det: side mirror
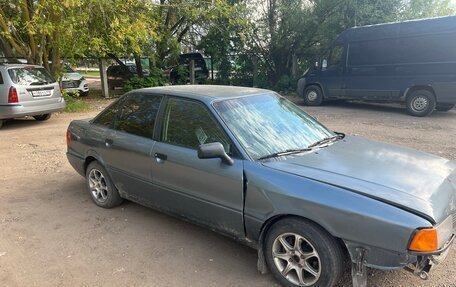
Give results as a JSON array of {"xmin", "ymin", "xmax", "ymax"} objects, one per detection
[
  {"xmin": 198, "ymin": 142, "xmax": 234, "ymax": 165},
  {"xmin": 322, "ymin": 59, "xmax": 328, "ymax": 71}
]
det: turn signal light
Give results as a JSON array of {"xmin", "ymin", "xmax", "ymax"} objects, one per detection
[
  {"xmin": 66, "ymin": 130, "xmax": 72, "ymax": 146},
  {"xmin": 408, "ymin": 228, "xmax": 438, "ymax": 252},
  {"xmin": 8, "ymin": 87, "xmax": 18, "ymax": 103}
]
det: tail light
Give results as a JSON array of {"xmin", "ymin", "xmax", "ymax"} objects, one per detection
[
  {"xmin": 66, "ymin": 130, "xmax": 72, "ymax": 146},
  {"xmin": 8, "ymin": 87, "xmax": 18, "ymax": 103}
]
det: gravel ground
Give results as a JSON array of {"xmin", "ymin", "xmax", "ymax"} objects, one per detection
[{"xmin": 0, "ymin": 96, "xmax": 455, "ymax": 287}]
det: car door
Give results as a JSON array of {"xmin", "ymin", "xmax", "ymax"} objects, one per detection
[
  {"xmin": 96, "ymin": 93, "xmax": 163, "ymax": 200},
  {"xmin": 150, "ymin": 97, "xmax": 245, "ymax": 237},
  {"xmin": 319, "ymin": 44, "xmax": 346, "ymax": 98}
]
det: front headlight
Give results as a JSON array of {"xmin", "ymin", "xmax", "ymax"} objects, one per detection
[{"xmin": 408, "ymin": 215, "xmax": 454, "ymax": 252}]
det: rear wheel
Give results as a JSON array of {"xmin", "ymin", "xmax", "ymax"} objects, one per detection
[
  {"xmin": 406, "ymin": 90, "xmax": 436, "ymax": 117},
  {"xmin": 86, "ymin": 161, "xmax": 123, "ymax": 208},
  {"xmin": 265, "ymin": 218, "xmax": 343, "ymax": 287},
  {"xmin": 303, "ymin": 86, "xmax": 323, "ymax": 106},
  {"xmin": 435, "ymin": 104, "xmax": 455, "ymax": 112},
  {"xmin": 34, "ymin": 113, "xmax": 52, "ymax": 121}
]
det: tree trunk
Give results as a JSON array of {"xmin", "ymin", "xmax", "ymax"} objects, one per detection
[{"xmin": 134, "ymin": 54, "xmax": 144, "ymax": 77}]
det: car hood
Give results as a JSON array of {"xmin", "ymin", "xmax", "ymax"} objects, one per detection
[
  {"xmin": 63, "ymin": 73, "xmax": 84, "ymax": 81},
  {"xmin": 262, "ymin": 136, "xmax": 456, "ymax": 224}
]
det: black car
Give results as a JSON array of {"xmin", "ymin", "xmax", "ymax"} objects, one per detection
[
  {"xmin": 107, "ymin": 64, "xmax": 150, "ymax": 90},
  {"xmin": 168, "ymin": 53, "xmax": 209, "ymax": 84}
]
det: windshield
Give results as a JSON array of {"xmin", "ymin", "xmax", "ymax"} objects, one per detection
[
  {"xmin": 8, "ymin": 67, "xmax": 55, "ymax": 85},
  {"xmin": 213, "ymin": 93, "xmax": 334, "ymax": 160}
]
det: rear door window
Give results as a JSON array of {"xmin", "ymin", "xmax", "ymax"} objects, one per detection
[
  {"xmin": 93, "ymin": 98, "xmax": 125, "ymax": 128},
  {"xmin": 8, "ymin": 67, "xmax": 55, "ymax": 85},
  {"xmin": 115, "ymin": 94, "xmax": 163, "ymax": 138}
]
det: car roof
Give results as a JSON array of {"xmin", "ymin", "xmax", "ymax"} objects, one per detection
[
  {"xmin": 0, "ymin": 63, "xmax": 44, "ymax": 69},
  {"xmin": 135, "ymin": 85, "xmax": 273, "ymax": 103}
]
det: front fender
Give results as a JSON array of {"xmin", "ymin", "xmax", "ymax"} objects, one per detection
[{"xmin": 243, "ymin": 161, "xmax": 431, "ymax": 269}]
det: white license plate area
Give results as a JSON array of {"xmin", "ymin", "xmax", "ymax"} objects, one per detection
[{"xmin": 31, "ymin": 90, "xmax": 53, "ymax": 97}]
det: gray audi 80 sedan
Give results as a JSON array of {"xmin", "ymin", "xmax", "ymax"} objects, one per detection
[{"xmin": 66, "ymin": 85, "xmax": 455, "ymax": 287}]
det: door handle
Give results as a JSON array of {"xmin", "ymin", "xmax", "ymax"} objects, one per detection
[
  {"xmin": 105, "ymin": 138, "xmax": 114, "ymax": 147},
  {"xmin": 154, "ymin": 153, "xmax": 168, "ymax": 161}
]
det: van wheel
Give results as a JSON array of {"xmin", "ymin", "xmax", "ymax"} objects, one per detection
[
  {"xmin": 34, "ymin": 114, "xmax": 52, "ymax": 121},
  {"xmin": 436, "ymin": 104, "xmax": 454, "ymax": 112},
  {"xmin": 406, "ymin": 90, "xmax": 436, "ymax": 117},
  {"xmin": 265, "ymin": 218, "xmax": 343, "ymax": 287},
  {"xmin": 303, "ymin": 86, "xmax": 323, "ymax": 106}
]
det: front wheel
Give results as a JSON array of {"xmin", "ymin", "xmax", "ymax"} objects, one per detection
[
  {"xmin": 406, "ymin": 90, "xmax": 436, "ymax": 117},
  {"xmin": 265, "ymin": 218, "xmax": 343, "ymax": 287},
  {"xmin": 436, "ymin": 104, "xmax": 455, "ymax": 112},
  {"xmin": 34, "ymin": 113, "xmax": 52, "ymax": 121},
  {"xmin": 303, "ymin": 86, "xmax": 323, "ymax": 106},
  {"xmin": 86, "ymin": 161, "xmax": 123, "ymax": 208}
]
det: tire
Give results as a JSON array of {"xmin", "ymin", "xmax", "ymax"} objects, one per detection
[
  {"xmin": 0, "ymin": 119, "xmax": 4, "ymax": 129},
  {"xmin": 34, "ymin": 113, "xmax": 52, "ymax": 121},
  {"xmin": 79, "ymin": 91, "xmax": 89, "ymax": 97},
  {"xmin": 406, "ymin": 90, "xmax": 436, "ymax": 117},
  {"xmin": 303, "ymin": 86, "xmax": 323, "ymax": 106},
  {"xmin": 85, "ymin": 161, "xmax": 123, "ymax": 208},
  {"xmin": 265, "ymin": 218, "xmax": 343, "ymax": 287},
  {"xmin": 435, "ymin": 104, "xmax": 455, "ymax": 112}
]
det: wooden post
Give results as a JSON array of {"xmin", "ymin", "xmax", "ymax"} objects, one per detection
[
  {"xmin": 190, "ymin": 59, "xmax": 195, "ymax": 85},
  {"xmin": 292, "ymin": 54, "xmax": 298, "ymax": 78},
  {"xmin": 99, "ymin": 58, "xmax": 109, "ymax": 98},
  {"xmin": 211, "ymin": 55, "xmax": 214, "ymax": 80},
  {"xmin": 252, "ymin": 55, "xmax": 258, "ymax": 87}
]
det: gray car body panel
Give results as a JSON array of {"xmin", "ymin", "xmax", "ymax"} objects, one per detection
[{"xmin": 66, "ymin": 85, "xmax": 456, "ymax": 271}]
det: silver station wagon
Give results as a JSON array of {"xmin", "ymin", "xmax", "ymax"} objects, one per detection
[
  {"xmin": 0, "ymin": 63, "xmax": 65, "ymax": 129},
  {"xmin": 66, "ymin": 85, "xmax": 455, "ymax": 287}
]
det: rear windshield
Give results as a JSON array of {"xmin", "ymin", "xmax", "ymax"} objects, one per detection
[{"xmin": 8, "ymin": 67, "xmax": 55, "ymax": 85}]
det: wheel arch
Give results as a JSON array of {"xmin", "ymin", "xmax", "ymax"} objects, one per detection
[
  {"xmin": 404, "ymin": 85, "xmax": 436, "ymax": 101},
  {"xmin": 255, "ymin": 213, "xmax": 349, "ymax": 273}
]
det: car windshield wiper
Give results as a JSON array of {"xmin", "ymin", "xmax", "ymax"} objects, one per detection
[
  {"xmin": 307, "ymin": 133, "xmax": 345, "ymax": 149},
  {"xmin": 258, "ymin": 148, "xmax": 313, "ymax": 160}
]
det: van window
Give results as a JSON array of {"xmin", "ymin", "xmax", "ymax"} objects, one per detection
[{"xmin": 328, "ymin": 45, "xmax": 344, "ymax": 68}]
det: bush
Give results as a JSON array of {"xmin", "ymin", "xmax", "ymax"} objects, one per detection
[
  {"xmin": 62, "ymin": 90, "xmax": 89, "ymax": 113},
  {"xmin": 123, "ymin": 67, "xmax": 167, "ymax": 92}
]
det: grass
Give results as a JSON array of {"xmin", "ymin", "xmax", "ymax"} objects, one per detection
[
  {"xmin": 62, "ymin": 92, "xmax": 90, "ymax": 113},
  {"xmin": 79, "ymin": 70, "xmax": 100, "ymax": 77}
]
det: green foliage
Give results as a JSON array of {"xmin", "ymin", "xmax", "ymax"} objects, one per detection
[
  {"xmin": 122, "ymin": 68, "xmax": 167, "ymax": 92},
  {"xmin": 62, "ymin": 90, "xmax": 89, "ymax": 113}
]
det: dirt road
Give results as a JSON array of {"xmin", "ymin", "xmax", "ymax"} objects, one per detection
[{"xmin": 0, "ymin": 98, "xmax": 455, "ymax": 287}]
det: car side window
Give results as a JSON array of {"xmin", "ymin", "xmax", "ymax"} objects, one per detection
[
  {"xmin": 0, "ymin": 71, "xmax": 3, "ymax": 84},
  {"xmin": 115, "ymin": 94, "xmax": 162, "ymax": 138},
  {"xmin": 92, "ymin": 98, "xmax": 124, "ymax": 128},
  {"xmin": 161, "ymin": 98, "xmax": 231, "ymax": 153},
  {"xmin": 328, "ymin": 45, "xmax": 344, "ymax": 69}
]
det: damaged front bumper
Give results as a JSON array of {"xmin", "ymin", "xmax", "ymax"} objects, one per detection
[{"xmin": 405, "ymin": 234, "xmax": 455, "ymax": 280}]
